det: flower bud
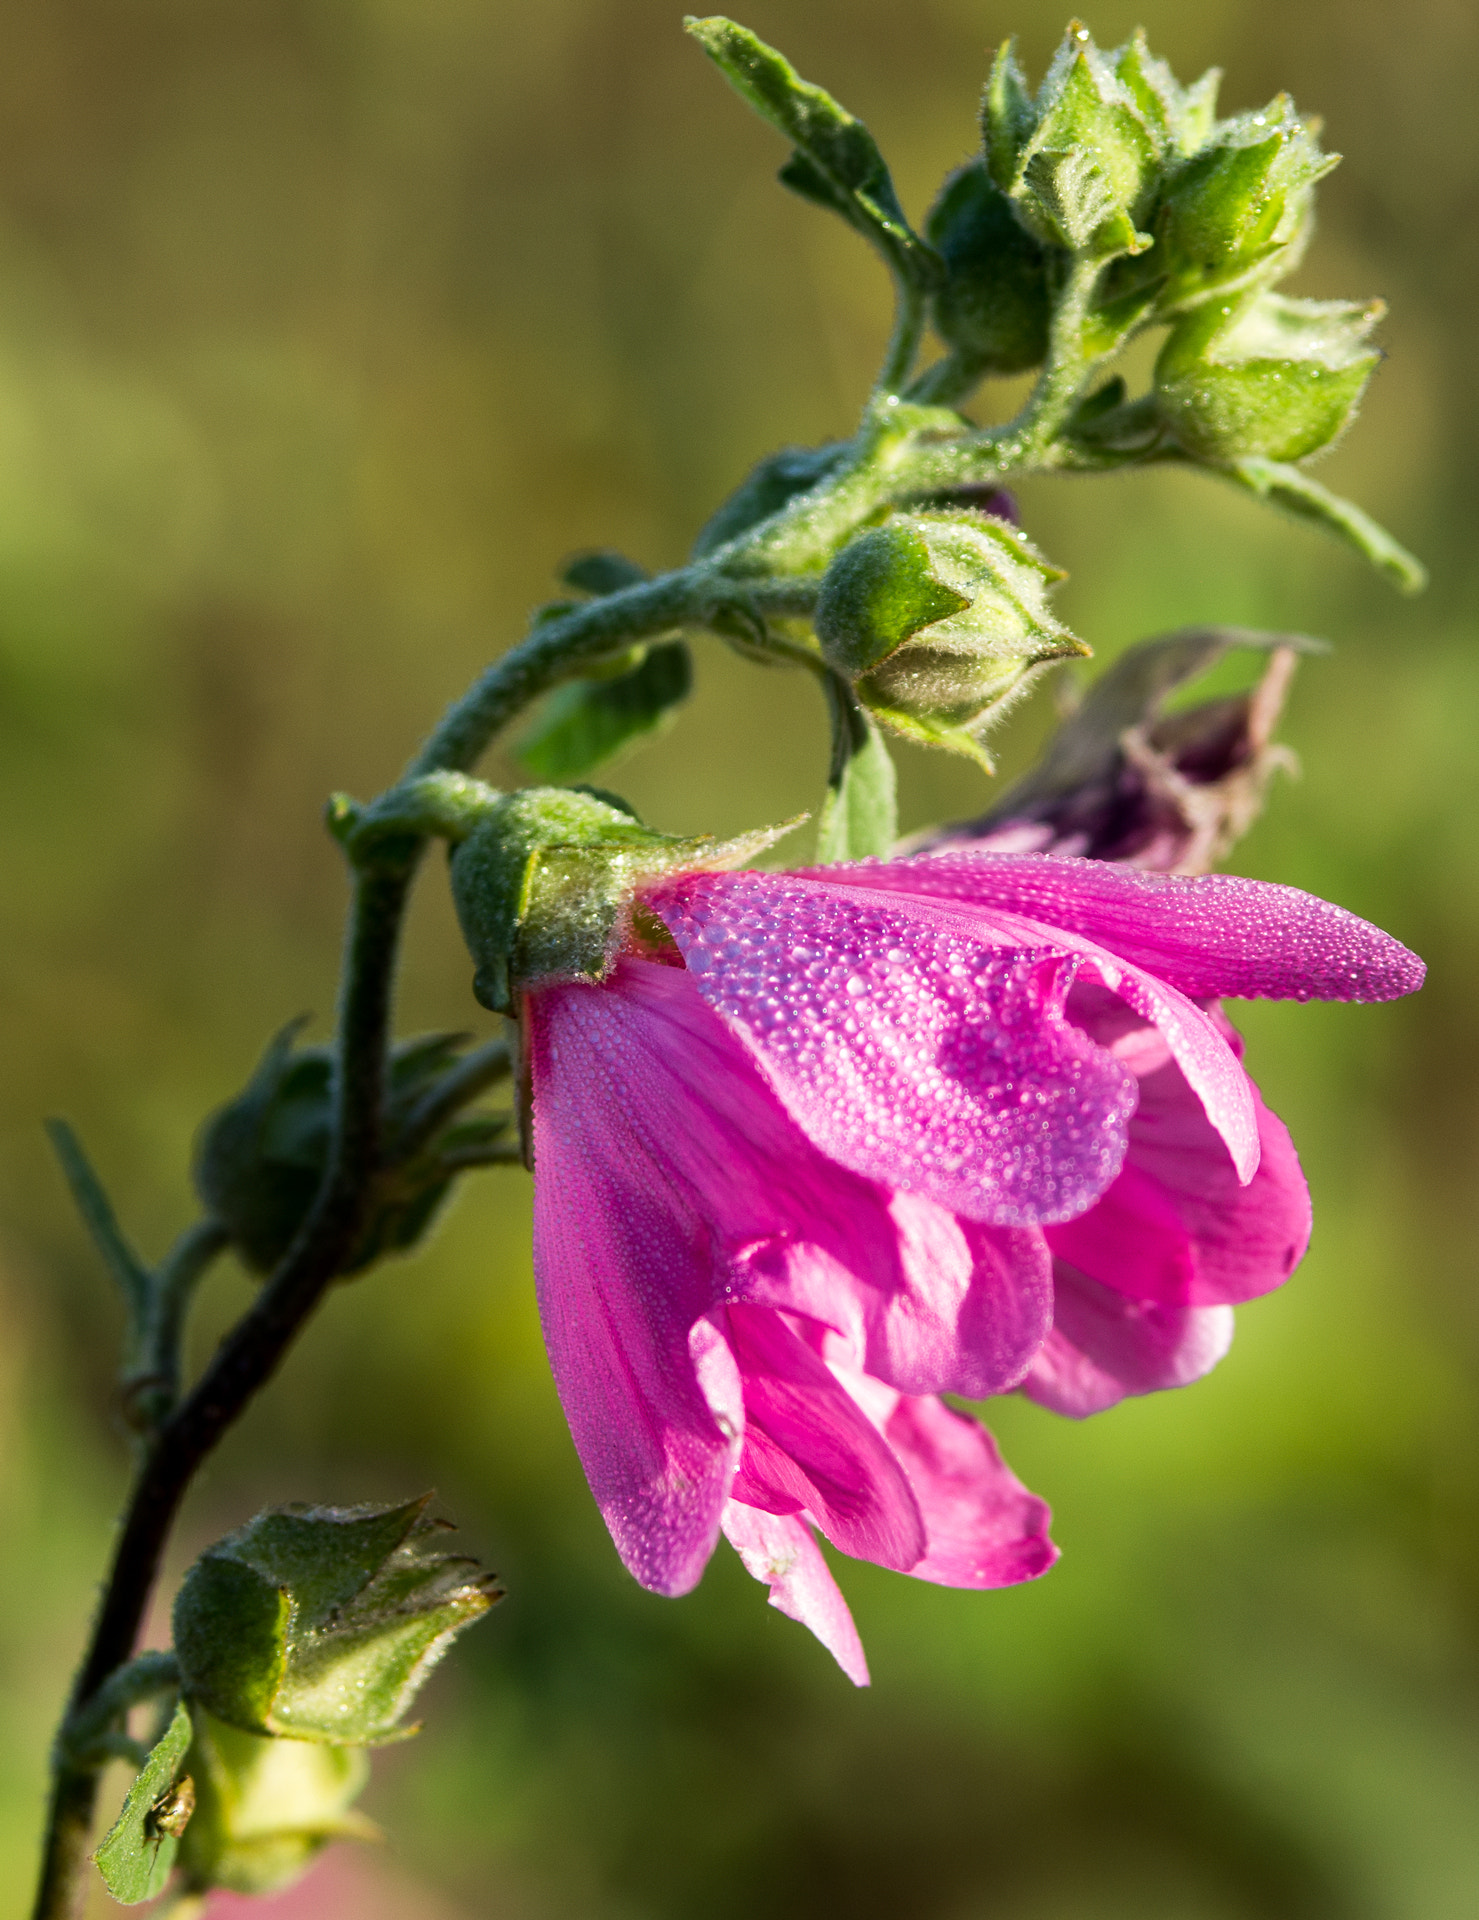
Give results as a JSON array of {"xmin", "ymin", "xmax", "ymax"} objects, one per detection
[
  {"xmin": 177, "ymin": 1711, "xmax": 376, "ymax": 1896},
  {"xmin": 1155, "ymin": 100, "xmax": 1336, "ymax": 311},
  {"xmin": 814, "ymin": 511, "xmax": 1086, "ymax": 761},
  {"xmin": 1155, "ymin": 291, "xmax": 1382, "ymax": 464},
  {"xmin": 194, "ymin": 1025, "xmax": 511, "ymax": 1275},
  {"xmin": 172, "ymin": 1498, "xmax": 499, "ymax": 1746},
  {"xmin": 983, "ymin": 24, "xmax": 1158, "ymax": 259},
  {"xmin": 925, "ymin": 161, "xmax": 1050, "ymax": 374}
]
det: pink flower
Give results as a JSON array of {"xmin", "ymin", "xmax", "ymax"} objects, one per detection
[{"xmin": 527, "ymin": 852, "xmax": 1421, "ymax": 1680}]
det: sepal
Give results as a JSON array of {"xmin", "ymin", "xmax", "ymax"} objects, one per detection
[
  {"xmin": 1155, "ymin": 291, "xmax": 1381, "ymax": 463},
  {"xmin": 1155, "ymin": 100, "xmax": 1335, "ymax": 312},
  {"xmin": 176, "ymin": 1709, "xmax": 376, "ymax": 1897},
  {"xmin": 92, "ymin": 1699, "xmax": 195, "ymax": 1904},
  {"xmin": 449, "ymin": 785, "xmax": 799, "ymax": 1013},
  {"xmin": 985, "ymin": 24, "xmax": 1159, "ymax": 260},
  {"xmin": 171, "ymin": 1498, "xmax": 499, "ymax": 1745},
  {"xmin": 814, "ymin": 510, "xmax": 1086, "ymax": 761}
]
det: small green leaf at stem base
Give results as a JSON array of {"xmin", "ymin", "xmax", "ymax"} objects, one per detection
[
  {"xmin": 93, "ymin": 1699, "xmax": 194, "ymax": 1904},
  {"xmin": 817, "ymin": 676, "xmax": 898, "ymax": 862},
  {"xmin": 515, "ymin": 641, "xmax": 693, "ymax": 782}
]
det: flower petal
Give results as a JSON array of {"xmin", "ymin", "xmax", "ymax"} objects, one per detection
[
  {"xmin": 737, "ymin": 1197, "xmax": 1053, "ymax": 1401},
  {"xmin": 722, "ymin": 1503, "xmax": 870, "ymax": 1686},
  {"xmin": 819, "ymin": 851, "xmax": 1425, "ymax": 1004},
  {"xmin": 1022, "ymin": 1262, "xmax": 1235, "ymax": 1417},
  {"xmin": 529, "ymin": 979, "xmax": 745, "ymax": 1596},
  {"xmin": 882, "ymin": 1395, "xmax": 1058, "ymax": 1589},
  {"xmin": 725, "ymin": 1304, "xmax": 927, "ymax": 1572},
  {"xmin": 1045, "ymin": 1049, "xmax": 1311, "ymax": 1304},
  {"xmin": 646, "ymin": 871, "xmax": 1138, "ymax": 1226}
]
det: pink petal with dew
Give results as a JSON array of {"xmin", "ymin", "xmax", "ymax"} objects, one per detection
[
  {"xmin": 819, "ymin": 851, "xmax": 1425, "ymax": 1004},
  {"xmin": 882, "ymin": 1393, "xmax": 1058, "ymax": 1589},
  {"xmin": 722, "ymin": 1502, "xmax": 870, "ymax": 1687},
  {"xmin": 1022, "ymin": 1263, "xmax": 1235, "ymax": 1417},
  {"xmin": 646, "ymin": 872, "xmax": 1139, "ymax": 1227},
  {"xmin": 1046, "ymin": 1045, "xmax": 1311, "ymax": 1305},
  {"xmin": 530, "ymin": 981, "xmax": 744, "ymax": 1595},
  {"xmin": 723, "ymin": 1303, "xmax": 927, "ymax": 1571},
  {"xmin": 737, "ymin": 1196, "xmax": 1052, "ymax": 1401},
  {"xmin": 784, "ymin": 877, "xmax": 1261, "ymax": 1183}
]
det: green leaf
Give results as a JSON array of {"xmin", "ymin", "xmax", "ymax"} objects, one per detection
[
  {"xmin": 178, "ymin": 1709, "xmax": 376, "ymax": 1897},
  {"xmin": 515, "ymin": 642, "xmax": 693, "ymax": 782},
  {"xmin": 1224, "ymin": 456, "xmax": 1427, "ymax": 593},
  {"xmin": 816, "ymin": 675, "xmax": 898, "ymax": 863},
  {"xmin": 93, "ymin": 1699, "xmax": 195, "ymax": 1904},
  {"xmin": 45, "ymin": 1118, "xmax": 151, "ymax": 1315},
  {"xmin": 685, "ymin": 16, "xmax": 940, "ymax": 290}
]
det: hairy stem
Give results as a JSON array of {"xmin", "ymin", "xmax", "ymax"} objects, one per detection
[{"xmin": 31, "ymin": 862, "xmax": 414, "ymax": 1920}]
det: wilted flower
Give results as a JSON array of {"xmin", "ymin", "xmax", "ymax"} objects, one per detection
[{"xmin": 524, "ymin": 849, "xmax": 1421, "ymax": 1678}]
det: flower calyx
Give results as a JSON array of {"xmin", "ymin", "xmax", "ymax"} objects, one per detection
[
  {"xmin": 814, "ymin": 510, "xmax": 1087, "ymax": 766},
  {"xmin": 1154, "ymin": 98, "xmax": 1335, "ymax": 314},
  {"xmin": 983, "ymin": 24, "xmax": 1163, "ymax": 261},
  {"xmin": 449, "ymin": 785, "xmax": 799, "ymax": 1013},
  {"xmin": 171, "ymin": 1498, "xmax": 499, "ymax": 1747}
]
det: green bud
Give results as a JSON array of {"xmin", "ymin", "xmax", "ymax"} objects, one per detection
[
  {"xmin": 814, "ymin": 511, "xmax": 1087, "ymax": 764},
  {"xmin": 1156, "ymin": 100, "xmax": 1336, "ymax": 311},
  {"xmin": 449, "ymin": 786, "xmax": 797, "ymax": 1014},
  {"xmin": 1111, "ymin": 30, "xmax": 1221, "ymax": 161},
  {"xmin": 177, "ymin": 1709, "xmax": 376, "ymax": 1896},
  {"xmin": 172, "ymin": 1498, "xmax": 499, "ymax": 1745},
  {"xmin": 194, "ymin": 1025, "xmax": 511, "ymax": 1276},
  {"xmin": 925, "ymin": 161, "xmax": 1051, "ymax": 375},
  {"xmin": 1156, "ymin": 291, "xmax": 1382, "ymax": 464},
  {"xmin": 984, "ymin": 23, "xmax": 1158, "ymax": 259}
]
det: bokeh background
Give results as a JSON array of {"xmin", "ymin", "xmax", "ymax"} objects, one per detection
[{"xmin": 0, "ymin": 1, "xmax": 1474, "ymax": 1914}]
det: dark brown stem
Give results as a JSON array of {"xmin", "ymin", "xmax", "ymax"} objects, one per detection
[{"xmin": 31, "ymin": 859, "xmax": 416, "ymax": 1920}]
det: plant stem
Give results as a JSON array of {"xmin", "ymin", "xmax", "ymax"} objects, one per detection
[{"xmin": 31, "ymin": 862, "xmax": 414, "ymax": 1920}]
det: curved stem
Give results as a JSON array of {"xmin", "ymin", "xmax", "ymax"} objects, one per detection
[
  {"xmin": 874, "ymin": 279, "xmax": 928, "ymax": 397},
  {"xmin": 31, "ymin": 862, "xmax": 414, "ymax": 1920}
]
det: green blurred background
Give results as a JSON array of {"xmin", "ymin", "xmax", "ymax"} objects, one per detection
[{"xmin": 0, "ymin": 1, "xmax": 1474, "ymax": 1914}]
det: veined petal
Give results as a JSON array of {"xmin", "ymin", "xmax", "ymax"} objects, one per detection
[
  {"xmin": 1023, "ymin": 1263, "xmax": 1236, "ymax": 1417},
  {"xmin": 722, "ymin": 1503, "xmax": 870, "ymax": 1687},
  {"xmin": 738, "ymin": 1198, "xmax": 1053, "ymax": 1401},
  {"xmin": 646, "ymin": 872, "xmax": 1138, "ymax": 1227},
  {"xmin": 814, "ymin": 851, "xmax": 1425, "ymax": 1004},
  {"xmin": 529, "ymin": 981, "xmax": 744, "ymax": 1596},
  {"xmin": 882, "ymin": 1395, "xmax": 1058, "ymax": 1589},
  {"xmin": 1046, "ymin": 1048, "xmax": 1311, "ymax": 1304},
  {"xmin": 725, "ymin": 1304, "xmax": 927, "ymax": 1572}
]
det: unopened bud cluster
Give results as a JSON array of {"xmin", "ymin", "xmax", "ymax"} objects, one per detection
[{"xmin": 928, "ymin": 20, "xmax": 1378, "ymax": 467}]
